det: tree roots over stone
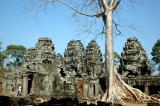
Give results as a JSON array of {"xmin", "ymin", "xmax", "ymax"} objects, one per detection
[{"xmin": 101, "ymin": 69, "xmax": 160, "ymax": 104}]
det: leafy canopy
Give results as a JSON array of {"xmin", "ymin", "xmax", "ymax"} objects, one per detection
[
  {"xmin": 151, "ymin": 39, "xmax": 160, "ymax": 65},
  {"xmin": 5, "ymin": 45, "xmax": 26, "ymax": 67}
]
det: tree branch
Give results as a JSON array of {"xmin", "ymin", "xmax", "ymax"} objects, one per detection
[
  {"xmin": 100, "ymin": 0, "xmax": 108, "ymax": 11},
  {"xmin": 49, "ymin": 0, "xmax": 97, "ymax": 17},
  {"xmin": 108, "ymin": 0, "xmax": 121, "ymax": 11},
  {"xmin": 113, "ymin": 20, "xmax": 121, "ymax": 35},
  {"xmin": 83, "ymin": 0, "xmax": 96, "ymax": 6},
  {"xmin": 112, "ymin": 0, "xmax": 121, "ymax": 11}
]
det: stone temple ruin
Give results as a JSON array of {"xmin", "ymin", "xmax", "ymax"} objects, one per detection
[
  {"xmin": 0, "ymin": 37, "xmax": 160, "ymax": 101},
  {"xmin": 0, "ymin": 37, "xmax": 103, "ymax": 101},
  {"xmin": 119, "ymin": 37, "xmax": 151, "ymax": 77},
  {"xmin": 120, "ymin": 37, "xmax": 160, "ymax": 95}
]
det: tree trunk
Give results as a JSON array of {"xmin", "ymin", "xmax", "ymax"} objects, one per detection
[
  {"xmin": 102, "ymin": 6, "xmax": 160, "ymax": 105},
  {"xmin": 105, "ymin": 10, "xmax": 114, "ymax": 102}
]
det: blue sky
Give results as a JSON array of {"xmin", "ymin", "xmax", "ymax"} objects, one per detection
[{"xmin": 0, "ymin": 0, "xmax": 160, "ymax": 60}]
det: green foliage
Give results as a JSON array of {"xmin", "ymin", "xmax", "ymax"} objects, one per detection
[
  {"xmin": 6, "ymin": 45, "xmax": 26, "ymax": 55},
  {"xmin": 151, "ymin": 39, "xmax": 160, "ymax": 69},
  {"xmin": 5, "ymin": 45, "xmax": 26, "ymax": 68}
]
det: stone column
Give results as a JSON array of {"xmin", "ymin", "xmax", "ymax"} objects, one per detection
[
  {"xmin": 144, "ymin": 85, "xmax": 149, "ymax": 95},
  {"xmin": 94, "ymin": 79, "xmax": 99, "ymax": 97},
  {"xmin": 23, "ymin": 74, "xmax": 28, "ymax": 96},
  {"xmin": 83, "ymin": 80, "xmax": 89, "ymax": 99},
  {"xmin": 89, "ymin": 83, "xmax": 94, "ymax": 98}
]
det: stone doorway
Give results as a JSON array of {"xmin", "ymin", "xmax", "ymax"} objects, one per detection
[{"xmin": 28, "ymin": 74, "xmax": 33, "ymax": 94}]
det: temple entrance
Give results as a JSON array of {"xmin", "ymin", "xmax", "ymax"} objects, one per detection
[{"xmin": 28, "ymin": 74, "xmax": 33, "ymax": 94}]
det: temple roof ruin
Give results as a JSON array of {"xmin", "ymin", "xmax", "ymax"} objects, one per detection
[{"xmin": 120, "ymin": 37, "xmax": 151, "ymax": 77}]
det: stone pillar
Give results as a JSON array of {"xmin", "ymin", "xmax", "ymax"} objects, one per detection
[
  {"xmin": 23, "ymin": 74, "xmax": 28, "ymax": 96},
  {"xmin": 83, "ymin": 80, "xmax": 89, "ymax": 99},
  {"xmin": 89, "ymin": 83, "xmax": 94, "ymax": 98},
  {"xmin": 94, "ymin": 79, "xmax": 99, "ymax": 97},
  {"xmin": 144, "ymin": 85, "xmax": 149, "ymax": 95}
]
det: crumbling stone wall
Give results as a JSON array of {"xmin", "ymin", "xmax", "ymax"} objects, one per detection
[
  {"xmin": 1, "ymin": 71, "xmax": 22, "ymax": 96},
  {"xmin": 64, "ymin": 40, "xmax": 85, "ymax": 76},
  {"xmin": 84, "ymin": 40, "xmax": 103, "ymax": 77},
  {"xmin": 1, "ymin": 36, "xmax": 160, "ymax": 99},
  {"xmin": 2, "ymin": 37, "xmax": 61, "ymax": 97},
  {"xmin": 1, "ymin": 38, "xmax": 104, "ymax": 101},
  {"xmin": 120, "ymin": 37, "xmax": 151, "ymax": 77},
  {"xmin": 25, "ymin": 37, "xmax": 56, "ymax": 63}
]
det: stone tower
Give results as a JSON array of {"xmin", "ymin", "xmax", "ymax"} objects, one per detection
[
  {"xmin": 84, "ymin": 40, "xmax": 103, "ymax": 77},
  {"xmin": 120, "ymin": 37, "xmax": 151, "ymax": 77},
  {"xmin": 64, "ymin": 40, "xmax": 85, "ymax": 76},
  {"xmin": 25, "ymin": 37, "xmax": 56, "ymax": 64}
]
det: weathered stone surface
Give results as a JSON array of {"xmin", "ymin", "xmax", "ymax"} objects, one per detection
[
  {"xmin": 64, "ymin": 40, "xmax": 85, "ymax": 76},
  {"xmin": 1, "ymin": 37, "xmax": 63, "ymax": 97},
  {"xmin": 1, "ymin": 38, "xmax": 77, "ymax": 98},
  {"xmin": 25, "ymin": 37, "xmax": 56, "ymax": 64},
  {"xmin": 1, "ymin": 37, "xmax": 160, "ymax": 102},
  {"xmin": 120, "ymin": 37, "xmax": 151, "ymax": 77},
  {"xmin": 84, "ymin": 40, "xmax": 103, "ymax": 77}
]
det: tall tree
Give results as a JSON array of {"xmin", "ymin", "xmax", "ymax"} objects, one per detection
[
  {"xmin": 5, "ymin": 45, "xmax": 26, "ymax": 69},
  {"xmin": 151, "ymin": 39, "xmax": 160, "ymax": 72},
  {"xmin": 35, "ymin": 0, "xmax": 160, "ymax": 104}
]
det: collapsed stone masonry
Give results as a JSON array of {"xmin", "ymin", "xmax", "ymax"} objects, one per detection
[
  {"xmin": 119, "ymin": 37, "xmax": 151, "ymax": 77},
  {"xmin": 1, "ymin": 37, "xmax": 159, "ymax": 100},
  {"xmin": 0, "ymin": 37, "xmax": 103, "ymax": 101}
]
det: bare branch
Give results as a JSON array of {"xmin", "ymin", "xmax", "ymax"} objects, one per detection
[
  {"xmin": 48, "ymin": 0, "xmax": 97, "ymax": 17},
  {"xmin": 113, "ymin": 20, "xmax": 121, "ymax": 35},
  {"xmin": 100, "ymin": 0, "xmax": 108, "ymax": 11},
  {"xmin": 96, "ymin": 12, "xmax": 104, "ymax": 18},
  {"xmin": 112, "ymin": 0, "xmax": 121, "ymax": 11},
  {"xmin": 82, "ymin": 0, "xmax": 96, "ymax": 7},
  {"xmin": 96, "ymin": 26, "xmax": 105, "ymax": 35},
  {"xmin": 108, "ymin": 0, "xmax": 121, "ymax": 11}
]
